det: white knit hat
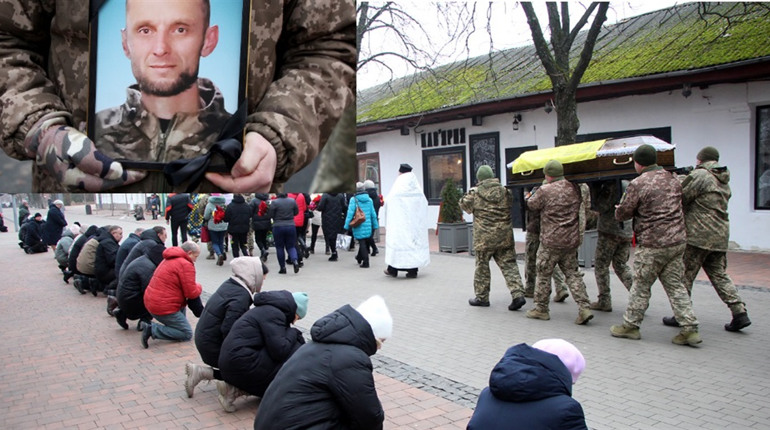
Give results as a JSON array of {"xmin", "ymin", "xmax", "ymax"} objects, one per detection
[{"xmin": 356, "ymin": 295, "xmax": 393, "ymax": 340}]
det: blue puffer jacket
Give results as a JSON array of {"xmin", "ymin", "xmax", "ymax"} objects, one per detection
[
  {"xmin": 467, "ymin": 343, "xmax": 587, "ymax": 430},
  {"xmin": 343, "ymin": 192, "xmax": 378, "ymax": 240}
]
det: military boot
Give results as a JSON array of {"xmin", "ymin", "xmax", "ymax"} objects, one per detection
[
  {"xmin": 525, "ymin": 308, "xmax": 550, "ymax": 320},
  {"xmin": 610, "ymin": 324, "xmax": 641, "ymax": 340},
  {"xmin": 185, "ymin": 363, "xmax": 214, "ymax": 398},
  {"xmin": 216, "ymin": 380, "xmax": 244, "ymax": 413},
  {"xmin": 672, "ymin": 329, "xmax": 702, "ymax": 347},
  {"xmin": 724, "ymin": 312, "xmax": 751, "ymax": 332},
  {"xmin": 589, "ymin": 298, "xmax": 612, "ymax": 312},
  {"xmin": 553, "ymin": 289, "xmax": 569, "ymax": 303},
  {"xmin": 575, "ymin": 308, "xmax": 594, "ymax": 325}
]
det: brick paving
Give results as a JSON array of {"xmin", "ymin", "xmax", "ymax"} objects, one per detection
[{"xmin": 2, "ymin": 204, "xmax": 770, "ymax": 429}]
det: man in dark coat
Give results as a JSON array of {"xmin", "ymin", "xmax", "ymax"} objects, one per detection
[
  {"xmin": 249, "ymin": 193, "xmax": 272, "ymax": 262},
  {"xmin": 96, "ymin": 225, "xmax": 123, "ymax": 314},
  {"xmin": 114, "ymin": 243, "xmax": 165, "ymax": 330},
  {"xmin": 467, "ymin": 339, "xmax": 587, "ymax": 430},
  {"xmin": 224, "ymin": 194, "xmax": 255, "ymax": 258},
  {"xmin": 317, "ymin": 193, "xmax": 345, "ymax": 261},
  {"xmin": 115, "ymin": 227, "xmax": 144, "ymax": 279},
  {"xmin": 217, "ymin": 290, "xmax": 307, "ymax": 412},
  {"xmin": 165, "ymin": 193, "xmax": 193, "ymax": 246},
  {"xmin": 253, "ymin": 295, "xmax": 391, "ymax": 430},
  {"xmin": 20, "ymin": 213, "xmax": 47, "ymax": 254},
  {"xmin": 42, "ymin": 199, "xmax": 67, "ymax": 250},
  {"xmin": 186, "ymin": 257, "xmax": 266, "ymax": 398},
  {"xmin": 18, "ymin": 200, "xmax": 30, "ymax": 224},
  {"xmin": 118, "ymin": 226, "xmax": 167, "ymax": 280}
]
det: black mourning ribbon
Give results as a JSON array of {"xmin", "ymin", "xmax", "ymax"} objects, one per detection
[{"xmin": 117, "ymin": 101, "xmax": 247, "ymax": 192}]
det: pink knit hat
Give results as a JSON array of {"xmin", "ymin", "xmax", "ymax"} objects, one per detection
[{"xmin": 532, "ymin": 338, "xmax": 585, "ymax": 384}]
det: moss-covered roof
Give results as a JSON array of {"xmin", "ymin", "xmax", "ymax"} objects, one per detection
[{"xmin": 357, "ymin": 2, "xmax": 770, "ymax": 124}]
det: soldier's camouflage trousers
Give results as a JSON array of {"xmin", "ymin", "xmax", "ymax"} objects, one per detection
[
  {"xmin": 623, "ymin": 244, "xmax": 699, "ymax": 329},
  {"xmin": 474, "ymin": 247, "xmax": 524, "ymax": 302},
  {"xmin": 534, "ymin": 245, "xmax": 590, "ymax": 311},
  {"xmin": 683, "ymin": 245, "xmax": 746, "ymax": 315},
  {"xmin": 525, "ymin": 233, "xmax": 567, "ymax": 295},
  {"xmin": 594, "ymin": 233, "xmax": 633, "ymax": 300}
]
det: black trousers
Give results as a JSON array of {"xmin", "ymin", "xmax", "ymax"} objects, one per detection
[
  {"xmin": 230, "ymin": 232, "xmax": 249, "ymax": 257},
  {"xmin": 170, "ymin": 218, "xmax": 188, "ymax": 247}
]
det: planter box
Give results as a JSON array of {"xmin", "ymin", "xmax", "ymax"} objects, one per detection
[
  {"xmin": 577, "ymin": 230, "xmax": 598, "ymax": 268},
  {"xmin": 438, "ymin": 222, "xmax": 471, "ymax": 253}
]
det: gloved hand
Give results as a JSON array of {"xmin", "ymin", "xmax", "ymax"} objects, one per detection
[
  {"xmin": 24, "ymin": 113, "xmax": 146, "ymax": 191},
  {"xmin": 187, "ymin": 296, "xmax": 205, "ymax": 318}
]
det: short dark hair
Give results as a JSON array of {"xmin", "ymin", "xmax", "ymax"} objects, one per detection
[
  {"xmin": 126, "ymin": 0, "xmax": 210, "ymax": 28},
  {"xmin": 152, "ymin": 226, "xmax": 166, "ymax": 236}
]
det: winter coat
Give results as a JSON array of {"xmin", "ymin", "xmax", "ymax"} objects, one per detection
[
  {"xmin": 317, "ymin": 193, "xmax": 346, "ymax": 241},
  {"xmin": 681, "ymin": 160, "xmax": 731, "ymax": 251},
  {"xmin": 116, "ymin": 245, "xmax": 164, "ymax": 320},
  {"xmin": 144, "ymin": 247, "xmax": 202, "ymax": 317},
  {"xmin": 115, "ymin": 232, "xmax": 142, "ymax": 276},
  {"xmin": 77, "ymin": 227, "xmax": 108, "ymax": 276},
  {"xmin": 165, "ymin": 193, "xmax": 193, "ymax": 222},
  {"xmin": 224, "ymin": 194, "xmax": 254, "ymax": 234},
  {"xmin": 526, "ymin": 178, "xmax": 582, "ymax": 250},
  {"xmin": 250, "ymin": 193, "xmax": 272, "ymax": 231},
  {"xmin": 460, "ymin": 178, "xmax": 515, "ymax": 251},
  {"xmin": 204, "ymin": 195, "xmax": 229, "ymax": 232},
  {"xmin": 18, "ymin": 205, "xmax": 29, "ymax": 223},
  {"xmin": 220, "ymin": 290, "xmax": 304, "ymax": 397},
  {"xmin": 54, "ymin": 228, "xmax": 76, "ymax": 266},
  {"xmin": 42, "ymin": 204, "xmax": 67, "ymax": 246},
  {"xmin": 366, "ymin": 187, "xmax": 381, "ymax": 215},
  {"xmin": 119, "ymin": 229, "xmax": 165, "ymax": 279},
  {"xmin": 288, "ymin": 193, "xmax": 307, "ymax": 227},
  {"xmin": 467, "ymin": 343, "xmax": 587, "ymax": 430},
  {"xmin": 95, "ymin": 232, "xmax": 120, "ymax": 287},
  {"xmin": 344, "ymin": 192, "xmax": 378, "ymax": 240},
  {"xmin": 253, "ymin": 304, "xmax": 384, "ymax": 430},
  {"xmin": 194, "ymin": 279, "xmax": 256, "ymax": 369},
  {"xmin": 268, "ymin": 196, "xmax": 298, "ymax": 228},
  {"xmin": 20, "ymin": 219, "xmax": 44, "ymax": 247},
  {"xmin": 68, "ymin": 225, "xmax": 99, "ymax": 274}
]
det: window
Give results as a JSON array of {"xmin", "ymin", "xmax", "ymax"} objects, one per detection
[
  {"xmin": 357, "ymin": 153, "xmax": 381, "ymax": 192},
  {"xmin": 756, "ymin": 105, "xmax": 770, "ymax": 209},
  {"xmin": 422, "ymin": 146, "xmax": 466, "ymax": 205}
]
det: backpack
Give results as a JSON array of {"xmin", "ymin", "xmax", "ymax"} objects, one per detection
[{"xmin": 213, "ymin": 205, "xmax": 226, "ymax": 224}]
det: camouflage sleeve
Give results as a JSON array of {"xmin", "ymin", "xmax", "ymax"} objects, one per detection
[
  {"xmin": 459, "ymin": 191, "xmax": 475, "ymax": 214},
  {"xmin": 526, "ymin": 186, "xmax": 545, "ymax": 211},
  {"xmin": 244, "ymin": 0, "xmax": 356, "ymax": 184},
  {"xmin": 614, "ymin": 181, "xmax": 639, "ymax": 221},
  {"xmin": 0, "ymin": 0, "xmax": 69, "ymax": 159},
  {"xmin": 681, "ymin": 169, "xmax": 707, "ymax": 207}
]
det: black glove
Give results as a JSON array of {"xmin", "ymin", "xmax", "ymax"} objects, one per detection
[
  {"xmin": 295, "ymin": 328, "xmax": 306, "ymax": 345},
  {"xmin": 187, "ymin": 296, "xmax": 204, "ymax": 318}
]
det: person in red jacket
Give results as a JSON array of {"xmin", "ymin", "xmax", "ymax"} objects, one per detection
[{"xmin": 141, "ymin": 241, "xmax": 203, "ymax": 349}]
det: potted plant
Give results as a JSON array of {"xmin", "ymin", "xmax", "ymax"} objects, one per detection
[{"xmin": 437, "ymin": 178, "xmax": 471, "ymax": 253}]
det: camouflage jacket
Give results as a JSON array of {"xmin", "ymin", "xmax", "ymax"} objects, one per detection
[
  {"xmin": 592, "ymin": 181, "xmax": 632, "ymax": 240},
  {"xmin": 681, "ymin": 160, "xmax": 731, "ymax": 251},
  {"xmin": 526, "ymin": 178, "xmax": 581, "ymax": 250},
  {"xmin": 95, "ymin": 78, "xmax": 230, "ymax": 191},
  {"xmin": 459, "ymin": 178, "xmax": 514, "ymax": 251},
  {"xmin": 616, "ymin": 165, "xmax": 686, "ymax": 248},
  {"xmin": 0, "ymin": 0, "xmax": 355, "ymax": 191}
]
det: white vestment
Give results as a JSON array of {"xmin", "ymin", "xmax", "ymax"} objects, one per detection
[{"xmin": 383, "ymin": 172, "xmax": 430, "ymax": 269}]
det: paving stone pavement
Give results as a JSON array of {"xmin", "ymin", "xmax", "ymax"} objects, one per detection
[{"xmin": 2, "ymin": 204, "xmax": 770, "ymax": 429}]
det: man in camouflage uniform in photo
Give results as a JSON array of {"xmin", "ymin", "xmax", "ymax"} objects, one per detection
[
  {"xmin": 524, "ymin": 160, "xmax": 593, "ymax": 325},
  {"xmin": 662, "ymin": 146, "xmax": 751, "ymax": 332},
  {"xmin": 589, "ymin": 180, "xmax": 633, "ymax": 312},
  {"xmin": 524, "ymin": 190, "xmax": 569, "ymax": 302},
  {"xmin": 461, "ymin": 165, "xmax": 527, "ymax": 310},
  {"xmin": 611, "ymin": 144, "xmax": 702, "ymax": 346},
  {"xmin": 0, "ymin": 0, "xmax": 355, "ymax": 192}
]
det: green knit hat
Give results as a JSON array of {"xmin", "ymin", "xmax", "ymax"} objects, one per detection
[
  {"xmin": 697, "ymin": 146, "xmax": 719, "ymax": 162},
  {"xmin": 476, "ymin": 165, "xmax": 494, "ymax": 182},
  {"xmin": 543, "ymin": 160, "xmax": 563, "ymax": 177},
  {"xmin": 633, "ymin": 144, "xmax": 657, "ymax": 166},
  {"xmin": 292, "ymin": 292, "xmax": 309, "ymax": 319}
]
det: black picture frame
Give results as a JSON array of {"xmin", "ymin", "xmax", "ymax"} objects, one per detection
[{"xmin": 469, "ymin": 132, "xmax": 500, "ymax": 186}]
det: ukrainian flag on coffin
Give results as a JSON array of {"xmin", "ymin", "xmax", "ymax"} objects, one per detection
[{"xmin": 510, "ymin": 140, "xmax": 605, "ymax": 174}]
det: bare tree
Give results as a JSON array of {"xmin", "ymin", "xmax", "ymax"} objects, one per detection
[{"xmin": 522, "ymin": 2, "xmax": 609, "ymax": 147}]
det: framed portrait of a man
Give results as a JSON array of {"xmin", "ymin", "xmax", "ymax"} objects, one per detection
[{"xmin": 87, "ymin": 0, "xmax": 248, "ymax": 182}]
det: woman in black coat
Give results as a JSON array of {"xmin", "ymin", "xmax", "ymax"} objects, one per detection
[
  {"xmin": 224, "ymin": 194, "xmax": 255, "ymax": 258},
  {"xmin": 217, "ymin": 290, "xmax": 306, "ymax": 412},
  {"xmin": 42, "ymin": 201, "xmax": 67, "ymax": 249},
  {"xmin": 317, "ymin": 193, "xmax": 346, "ymax": 261},
  {"xmin": 114, "ymin": 243, "xmax": 164, "ymax": 330},
  {"xmin": 249, "ymin": 193, "xmax": 272, "ymax": 261},
  {"xmin": 253, "ymin": 296, "xmax": 391, "ymax": 430},
  {"xmin": 185, "ymin": 256, "xmax": 265, "ymax": 398}
]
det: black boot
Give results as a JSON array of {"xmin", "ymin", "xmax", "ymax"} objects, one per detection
[
  {"xmin": 328, "ymin": 253, "xmax": 338, "ymax": 261},
  {"xmin": 63, "ymin": 270, "xmax": 73, "ymax": 284},
  {"xmin": 724, "ymin": 312, "xmax": 751, "ymax": 332},
  {"xmin": 114, "ymin": 308, "xmax": 128, "ymax": 330},
  {"xmin": 106, "ymin": 294, "xmax": 119, "ymax": 316},
  {"xmin": 662, "ymin": 316, "xmax": 679, "ymax": 327}
]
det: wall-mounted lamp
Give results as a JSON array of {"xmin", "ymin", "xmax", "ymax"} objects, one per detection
[
  {"xmin": 512, "ymin": 113, "xmax": 522, "ymax": 131},
  {"xmin": 544, "ymin": 99, "xmax": 554, "ymax": 114},
  {"xmin": 682, "ymin": 83, "xmax": 692, "ymax": 98},
  {"xmin": 472, "ymin": 115, "xmax": 483, "ymax": 126},
  {"xmin": 400, "ymin": 125, "xmax": 410, "ymax": 136}
]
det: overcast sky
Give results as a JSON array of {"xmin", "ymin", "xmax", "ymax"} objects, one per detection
[{"xmin": 358, "ymin": 1, "xmax": 684, "ymax": 90}]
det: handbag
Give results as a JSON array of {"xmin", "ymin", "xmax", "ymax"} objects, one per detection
[
  {"xmin": 349, "ymin": 199, "xmax": 366, "ymax": 228},
  {"xmin": 200, "ymin": 225, "xmax": 210, "ymax": 243},
  {"xmin": 336, "ymin": 233, "xmax": 352, "ymax": 250}
]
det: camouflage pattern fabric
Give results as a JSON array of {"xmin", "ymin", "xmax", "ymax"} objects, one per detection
[
  {"xmin": 526, "ymin": 178, "xmax": 581, "ymax": 250},
  {"xmin": 533, "ymin": 245, "xmax": 590, "ymax": 312},
  {"xmin": 524, "ymin": 230, "xmax": 567, "ymax": 295},
  {"xmin": 683, "ymin": 245, "xmax": 745, "ymax": 315},
  {"xmin": 0, "ymin": 0, "xmax": 355, "ymax": 192},
  {"xmin": 593, "ymin": 180, "xmax": 633, "ymax": 239},
  {"xmin": 616, "ymin": 166, "xmax": 686, "ymax": 248},
  {"xmin": 594, "ymin": 232, "xmax": 633, "ymax": 301},
  {"xmin": 459, "ymin": 178, "xmax": 514, "ymax": 251},
  {"xmin": 681, "ymin": 160, "xmax": 731, "ymax": 251},
  {"xmin": 623, "ymin": 244, "xmax": 698, "ymax": 329},
  {"xmin": 473, "ymin": 248, "xmax": 524, "ymax": 302}
]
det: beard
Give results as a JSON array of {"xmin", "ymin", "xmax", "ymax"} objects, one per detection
[{"xmin": 136, "ymin": 69, "xmax": 198, "ymax": 97}]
